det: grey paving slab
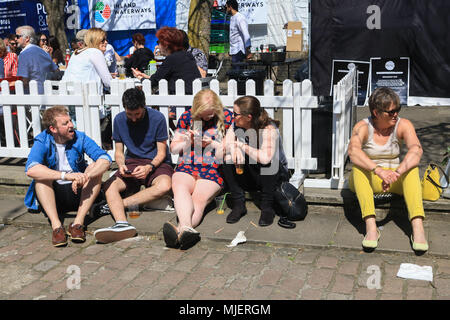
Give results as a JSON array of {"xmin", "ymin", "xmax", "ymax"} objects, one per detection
[
  {"xmin": 427, "ymin": 218, "xmax": 450, "ymax": 256},
  {"xmin": 196, "ymin": 206, "xmax": 258, "ymax": 243},
  {"xmin": 0, "ymin": 198, "xmax": 28, "ymax": 224},
  {"xmin": 244, "ymin": 207, "xmax": 340, "ymax": 247}
]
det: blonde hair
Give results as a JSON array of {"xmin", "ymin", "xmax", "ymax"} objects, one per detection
[
  {"xmin": 76, "ymin": 28, "xmax": 106, "ymax": 54},
  {"xmin": 191, "ymin": 89, "xmax": 226, "ymax": 139}
]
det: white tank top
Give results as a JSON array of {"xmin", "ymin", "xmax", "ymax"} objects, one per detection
[{"xmin": 362, "ymin": 117, "xmax": 401, "ymax": 168}]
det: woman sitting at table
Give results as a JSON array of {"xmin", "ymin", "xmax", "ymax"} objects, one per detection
[
  {"xmin": 222, "ymin": 95, "xmax": 289, "ymax": 227},
  {"xmin": 162, "ymin": 89, "xmax": 233, "ymax": 250},
  {"xmin": 36, "ymin": 33, "xmax": 52, "ymax": 56},
  {"xmin": 348, "ymin": 87, "xmax": 427, "ymax": 252},
  {"xmin": 62, "ymin": 28, "xmax": 112, "ymax": 91},
  {"xmin": 124, "ymin": 33, "xmax": 154, "ymax": 77},
  {"xmin": 131, "ymin": 27, "xmax": 201, "ymax": 95}
]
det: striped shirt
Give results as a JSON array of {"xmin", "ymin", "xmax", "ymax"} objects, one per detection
[{"xmin": 3, "ymin": 52, "xmax": 18, "ymax": 78}]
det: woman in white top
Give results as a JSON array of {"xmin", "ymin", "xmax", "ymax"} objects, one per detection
[
  {"xmin": 348, "ymin": 87, "xmax": 427, "ymax": 252},
  {"xmin": 62, "ymin": 28, "xmax": 112, "ymax": 90}
]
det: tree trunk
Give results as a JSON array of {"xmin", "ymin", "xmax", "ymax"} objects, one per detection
[
  {"xmin": 40, "ymin": 0, "xmax": 68, "ymax": 52},
  {"xmin": 188, "ymin": 0, "xmax": 213, "ymax": 55}
]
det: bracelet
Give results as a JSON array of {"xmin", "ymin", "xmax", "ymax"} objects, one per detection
[
  {"xmin": 371, "ymin": 165, "xmax": 381, "ymax": 173},
  {"xmin": 148, "ymin": 163, "xmax": 155, "ymax": 171},
  {"xmin": 61, "ymin": 171, "xmax": 66, "ymax": 181}
]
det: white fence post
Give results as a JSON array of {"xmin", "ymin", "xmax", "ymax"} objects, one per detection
[{"xmin": 304, "ymin": 68, "xmax": 357, "ymax": 189}]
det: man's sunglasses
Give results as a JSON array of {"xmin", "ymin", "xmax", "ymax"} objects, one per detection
[{"xmin": 383, "ymin": 106, "xmax": 401, "ymax": 116}]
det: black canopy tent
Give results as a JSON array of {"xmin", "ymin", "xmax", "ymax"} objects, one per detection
[{"xmin": 310, "ymin": 0, "xmax": 450, "ymax": 105}]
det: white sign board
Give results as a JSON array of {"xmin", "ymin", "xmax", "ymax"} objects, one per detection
[
  {"xmin": 219, "ymin": 0, "xmax": 267, "ymax": 24},
  {"xmin": 89, "ymin": 0, "xmax": 156, "ymax": 31}
]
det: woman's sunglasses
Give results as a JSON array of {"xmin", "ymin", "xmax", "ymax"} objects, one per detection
[
  {"xmin": 40, "ymin": 38, "xmax": 48, "ymax": 43},
  {"xmin": 383, "ymin": 106, "xmax": 401, "ymax": 116}
]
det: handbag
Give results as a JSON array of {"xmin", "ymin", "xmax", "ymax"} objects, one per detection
[
  {"xmin": 422, "ymin": 163, "xmax": 448, "ymax": 201},
  {"xmin": 273, "ymin": 181, "xmax": 308, "ymax": 221}
]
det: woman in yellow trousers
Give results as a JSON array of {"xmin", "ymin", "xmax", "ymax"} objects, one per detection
[{"xmin": 348, "ymin": 87, "xmax": 428, "ymax": 252}]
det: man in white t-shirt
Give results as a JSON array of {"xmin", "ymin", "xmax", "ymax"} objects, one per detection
[{"xmin": 226, "ymin": 0, "xmax": 252, "ymax": 68}]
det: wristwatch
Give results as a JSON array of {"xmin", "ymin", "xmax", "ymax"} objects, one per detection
[{"xmin": 148, "ymin": 163, "xmax": 155, "ymax": 171}]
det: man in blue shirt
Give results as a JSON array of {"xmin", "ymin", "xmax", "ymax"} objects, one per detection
[
  {"xmin": 25, "ymin": 106, "xmax": 112, "ymax": 247},
  {"xmin": 94, "ymin": 88, "xmax": 173, "ymax": 244},
  {"xmin": 15, "ymin": 25, "xmax": 57, "ymax": 94}
]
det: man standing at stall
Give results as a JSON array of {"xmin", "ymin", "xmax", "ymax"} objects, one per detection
[{"xmin": 226, "ymin": 0, "xmax": 252, "ymax": 68}]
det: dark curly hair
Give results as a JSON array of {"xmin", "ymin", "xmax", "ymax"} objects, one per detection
[{"xmin": 122, "ymin": 88, "xmax": 146, "ymax": 110}]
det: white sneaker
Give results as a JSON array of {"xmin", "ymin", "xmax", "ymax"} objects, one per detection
[{"xmin": 94, "ymin": 222, "xmax": 137, "ymax": 244}]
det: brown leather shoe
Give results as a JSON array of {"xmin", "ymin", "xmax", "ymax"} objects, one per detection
[
  {"xmin": 52, "ymin": 226, "xmax": 68, "ymax": 247},
  {"xmin": 68, "ymin": 223, "xmax": 86, "ymax": 243}
]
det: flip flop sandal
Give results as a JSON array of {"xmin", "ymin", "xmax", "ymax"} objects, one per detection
[
  {"xmin": 163, "ymin": 222, "xmax": 180, "ymax": 249},
  {"xmin": 278, "ymin": 217, "xmax": 296, "ymax": 229},
  {"xmin": 179, "ymin": 227, "xmax": 201, "ymax": 250}
]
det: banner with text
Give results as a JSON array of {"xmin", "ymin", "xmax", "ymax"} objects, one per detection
[
  {"xmin": 331, "ymin": 60, "xmax": 370, "ymax": 106},
  {"xmin": 218, "ymin": 0, "xmax": 267, "ymax": 24},
  {"xmin": 370, "ymin": 57, "xmax": 410, "ymax": 105},
  {"xmin": 0, "ymin": 0, "xmax": 78, "ymax": 37},
  {"xmin": 89, "ymin": 0, "xmax": 156, "ymax": 31}
]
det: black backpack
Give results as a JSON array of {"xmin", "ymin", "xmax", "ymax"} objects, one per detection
[{"xmin": 274, "ymin": 181, "xmax": 308, "ymax": 221}]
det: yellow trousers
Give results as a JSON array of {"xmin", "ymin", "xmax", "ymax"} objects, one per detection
[{"xmin": 348, "ymin": 166, "xmax": 425, "ymax": 221}]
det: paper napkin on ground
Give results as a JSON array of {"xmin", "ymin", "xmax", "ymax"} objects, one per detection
[
  {"xmin": 227, "ymin": 231, "xmax": 246, "ymax": 247},
  {"xmin": 396, "ymin": 263, "xmax": 433, "ymax": 282}
]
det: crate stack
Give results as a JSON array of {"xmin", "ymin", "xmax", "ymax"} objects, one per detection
[{"xmin": 209, "ymin": 8, "xmax": 230, "ymax": 54}]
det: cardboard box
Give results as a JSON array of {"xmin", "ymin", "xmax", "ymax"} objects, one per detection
[{"xmin": 286, "ymin": 21, "xmax": 303, "ymax": 52}]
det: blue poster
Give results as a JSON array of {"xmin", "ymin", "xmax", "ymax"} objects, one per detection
[
  {"xmin": 0, "ymin": 0, "xmax": 177, "ymax": 56},
  {"xmin": 0, "ymin": 0, "xmax": 49, "ymax": 36}
]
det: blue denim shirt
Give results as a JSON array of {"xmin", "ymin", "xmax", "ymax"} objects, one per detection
[{"xmin": 24, "ymin": 130, "xmax": 112, "ymax": 210}]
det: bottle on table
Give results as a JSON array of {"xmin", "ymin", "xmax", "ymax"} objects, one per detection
[
  {"xmin": 65, "ymin": 49, "xmax": 71, "ymax": 67},
  {"xmin": 148, "ymin": 59, "xmax": 157, "ymax": 76}
]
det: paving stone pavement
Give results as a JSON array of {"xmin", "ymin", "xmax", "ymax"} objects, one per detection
[{"xmin": 1, "ymin": 224, "xmax": 449, "ymax": 301}]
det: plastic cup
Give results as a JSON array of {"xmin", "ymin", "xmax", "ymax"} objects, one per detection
[
  {"xmin": 127, "ymin": 204, "xmax": 140, "ymax": 219},
  {"xmin": 236, "ymin": 164, "xmax": 244, "ymax": 175},
  {"xmin": 118, "ymin": 66, "xmax": 126, "ymax": 80},
  {"xmin": 215, "ymin": 195, "xmax": 226, "ymax": 214}
]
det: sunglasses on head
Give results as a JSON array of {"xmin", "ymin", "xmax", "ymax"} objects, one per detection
[{"xmin": 383, "ymin": 106, "xmax": 401, "ymax": 116}]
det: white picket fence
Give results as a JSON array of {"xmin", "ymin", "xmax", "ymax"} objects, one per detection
[
  {"xmin": 304, "ymin": 68, "xmax": 357, "ymax": 189},
  {"xmin": 0, "ymin": 75, "xmax": 356, "ymax": 189}
]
